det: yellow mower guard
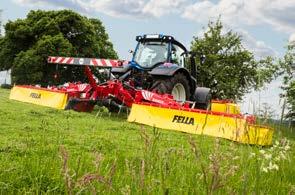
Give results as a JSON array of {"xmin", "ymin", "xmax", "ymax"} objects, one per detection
[
  {"xmin": 128, "ymin": 103, "xmax": 273, "ymax": 146},
  {"xmin": 10, "ymin": 86, "xmax": 68, "ymax": 109}
]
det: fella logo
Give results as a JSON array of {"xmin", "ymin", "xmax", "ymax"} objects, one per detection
[
  {"xmin": 30, "ymin": 92, "xmax": 41, "ymax": 99},
  {"xmin": 172, "ymin": 115, "xmax": 194, "ymax": 125}
]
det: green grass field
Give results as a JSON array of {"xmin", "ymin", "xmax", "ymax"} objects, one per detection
[{"xmin": 0, "ymin": 88, "xmax": 295, "ymax": 194}]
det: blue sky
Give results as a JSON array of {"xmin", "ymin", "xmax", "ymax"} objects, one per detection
[{"xmin": 1, "ymin": 0, "xmax": 294, "ymax": 117}]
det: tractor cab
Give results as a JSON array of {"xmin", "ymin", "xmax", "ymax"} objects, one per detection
[
  {"xmin": 111, "ymin": 34, "xmax": 188, "ymax": 74},
  {"xmin": 132, "ymin": 34, "xmax": 187, "ymax": 69},
  {"xmin": 111, "ymin": 34, "xmax": 208, "ymax": 104}
]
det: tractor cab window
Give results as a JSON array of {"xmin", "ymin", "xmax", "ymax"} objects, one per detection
[
  {"xmin": 171, "ymin": 44, "xmax": 185, "ymax": 67},
  {"xmin": 134, "ymin": 41, "xmax": 168, "ymax": 68}
]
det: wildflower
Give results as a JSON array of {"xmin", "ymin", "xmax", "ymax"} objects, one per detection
[
  {"xmin": 285, "ymin": 145, "xmax": 291, "ymax": 151},
  {"xmin": 259, "ymin": 150, "xmax": 265, "ymax": 154},
  {"xmin": 233, "ymin": 156, "xmax": 239, "ymax": 160},
  {"xmin": 249, "ymin": 152, "xmax": 256, "ymax": 158},
  {"xmin": 208, "ymin": 154, "xmax": 214, "ymax": 161},
  {"xmin": 279, "ymin": 151, "xmax": 287, "ymax": 160},
  {"xmin": 268, "ymin": 162, "xmax": 279, "ymax": 171},
  {"xmin": 264, "ymin": 153, "xmax": 272, "ymax": 160},
  {"xmin": 274, "ymin": 156, "xmax": 281, "ymax": 161},
  {"xmin": 272, "ymin": 164, "xmax": 279, "ymax": 171},
  {"xmin": 262, "ymin": 167, "xmax": 268, "ymax": 173}
]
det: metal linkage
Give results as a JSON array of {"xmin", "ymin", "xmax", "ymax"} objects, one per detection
[
  {"xmin": 47, "ymin": 56, "xmax": 183, "ymax": 111},
  {"xmin": 48, "ymin": 56, "xmax": 124, "ymax": 67}
]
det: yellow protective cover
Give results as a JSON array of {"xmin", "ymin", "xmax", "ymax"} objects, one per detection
[
  {"xmin": 9, "ymin": 86, "xmax": 68, "ymax": 109},
  {"xmin": 211, "ymin": 102, "xmax": 241, "ymax": 114},
  {"xmin": 128, "ymin": 103, "xmax": 273, "ymax": 146}
]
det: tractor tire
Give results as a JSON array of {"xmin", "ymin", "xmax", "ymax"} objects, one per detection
[
  {"xmin": 151, "ymin": 72, "xmax": 191, "ymax": 102},
  {"xmin": 193, "ymin": 87, "xmax": 212, "ymax": 110}
]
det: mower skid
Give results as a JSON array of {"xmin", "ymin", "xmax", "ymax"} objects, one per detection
[{"xmin": 127, "ymin": 103, "xmax": 273, "ymax": 146}]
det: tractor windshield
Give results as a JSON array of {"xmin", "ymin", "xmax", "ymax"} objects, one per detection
[{"xmin": 134, "ymin": 41, "xmax": 168, "ymax": 68}]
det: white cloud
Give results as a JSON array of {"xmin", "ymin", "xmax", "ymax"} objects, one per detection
[
  {"xmin": 142, "ymin": 0, "xmax": 186, "ymax": 18},
  {"xmin": 289, "ymin": 33, "xmax": 295, "ymax": 45},
  {"xmin": 83, "ymin": 0, "xmax": 148, "ymax": 18},
  {"xmin": 14, "ymin": 0, "xmax": 284, "ymax": 58},
  {"xmin": 237, "ymin": 29, "xmax": 277, "ymax": 58},
  {"xmin": 196, "ymin": 27, "xmax": 277, "ymax": 58},
  {"xmin": 16, "ymin": 0, "xmax": 295, "ymax": 34},
  {"xmin": 15, "ymin": 0, "xmax": 295, "ymax": 33},
  {"xmin": 182, "ymin": 0, "xmax": 295, "ymax": 34},
  {"xmin": 15, "ymin": 0, "xmax": 187, "ymax": 18},
  {"xmin": 15, "ymin": 0, "xmax": 89, "ymax": 12}
]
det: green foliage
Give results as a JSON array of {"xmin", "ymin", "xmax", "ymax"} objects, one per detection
[
  {"xmin": 285, "ymin": 81, "xmax": 295, "ymax": 119},
  {"xmin": 190, "ymin": 20, "xmax": 278, "ymax": 100},
  {"xmin": 279, "ymin": 44, "xmax": 295, "ymax": 121},
  {"xmin": 0, "ymin": 9, "xmax": 2, "ymax": 36},
  {"xmin": 0, "ymin": 88, "xmax": 295, "ymax": 193},
  {"xmin": 0, "ymin": 10, "xmax": 118, "ymax": 85}
]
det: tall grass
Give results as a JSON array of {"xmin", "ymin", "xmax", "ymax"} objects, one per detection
[{"xmin": 0, "ymin": 88, "xmax": 295, "ymax": 194}]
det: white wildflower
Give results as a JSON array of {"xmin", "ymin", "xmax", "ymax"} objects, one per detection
[
  {"xmin": 233, "ymin": 156, "xmax": 239, "ymax": 160},
  {"xmin": 279, "ymin": 151, "xmax": 287, "ymax": 160},
  {"xmin": 274, "ymin": 156, "xmax": 281, "ymax": 161},
  {"xmin": 268, "ymin": 162, "xmax": 279, "ymax": 171},
  {"xmin": 249, "ymin": 152, "xmax": 256, "ymax": 158},
  {"xmin": 284, "ymin": 145, "xmax": 290, "ymax": 151},
  {"xmin": 264, "ymin": 153, "xmax": 272, "ymax": 160},
  {"xmin": 259, "ymin": 150, "xmax": 266, "ymax": 154},
  {"xmin": 262, "ymin": 167, "xmax": 268, "ymax": 173},
  {"xmin": 272, "ymin": 164, "xmax": 279, "ymax": 171}
]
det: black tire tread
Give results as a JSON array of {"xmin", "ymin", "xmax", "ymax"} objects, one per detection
[{"xmin": 151, "ymin": 72, "xmax": 191, "ymax": 100}]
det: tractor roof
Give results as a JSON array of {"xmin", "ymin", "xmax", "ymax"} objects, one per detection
[{"xmin": 136, "ymin": 34, "xmax": 187, "ymax": 52}]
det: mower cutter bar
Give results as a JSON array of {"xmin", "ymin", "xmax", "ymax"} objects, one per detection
[{"xmin": 48, "ymin": 56, "xmax": 124, "ymax": 67}]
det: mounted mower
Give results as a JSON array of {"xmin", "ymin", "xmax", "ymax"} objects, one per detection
[{"xmin": 10, "ymin": 34, "xmax": 273, "ymax": 146}]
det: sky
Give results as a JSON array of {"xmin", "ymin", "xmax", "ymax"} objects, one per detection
[{"xmin": 0, "ymin": 0, "xmax": 294, "ymax": 117}]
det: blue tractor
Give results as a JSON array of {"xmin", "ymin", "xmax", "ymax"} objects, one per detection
[{"xmin": 111, "ymin": 34, "xmax": 210, "ymax": 109}]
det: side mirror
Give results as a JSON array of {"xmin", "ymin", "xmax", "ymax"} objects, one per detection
[{"xmin": 136, "ymin": 36, "xmax": 142, "ymax": 41}]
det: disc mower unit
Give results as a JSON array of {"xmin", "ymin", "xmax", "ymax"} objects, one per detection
[
  {"xmin": 128, "ymin": 103, "xmax": 273, "ymax": 146},
  {"xmin": 9, "ymin": 34, "xmax": 274, "ymax": 146}
]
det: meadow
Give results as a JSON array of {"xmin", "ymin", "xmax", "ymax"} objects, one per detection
[{"xmin": 0, "ymin": 88, "xmax": 294, "ymax": 194}]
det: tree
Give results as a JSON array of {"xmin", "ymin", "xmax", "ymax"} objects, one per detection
[
  {"xmin": 0, "ymin": 10, "xmax": 117, "ymax": 85},
  {"xmin": 258, "ymin": 103, "xmax": 276, "ymax": 124},
  {"xmin": 0, "ymin": 9, "xmax": 2, "ymax": 36},
  {"xmin": 280, "ymin": 43, "xmax": 295, "ymax": 121},
  {"xmin": 285, "ymin": 81, "xmax": 295, "ymax": 120},
  {"xmin": 190, "ymin": 20, "xmax": 278, "ymax": 100}
]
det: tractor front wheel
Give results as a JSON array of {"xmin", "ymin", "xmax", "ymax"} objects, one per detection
[{"xmin": 151, "ymin": 73, "xmax": 191, "ymax": 102}]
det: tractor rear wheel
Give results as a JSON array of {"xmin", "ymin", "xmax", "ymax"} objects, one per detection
[{"xmin": 151, "ymin": 72, "xmax": 191, "ymax": 102}]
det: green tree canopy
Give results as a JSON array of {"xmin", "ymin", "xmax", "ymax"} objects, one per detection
[
  {"xmin": 285, "ymin": 81, "xmax": 295, "ymax": 120},
  {"xmin": 280, "ymin": 43, "xmax": 295, "ymax": 120},
  {"xmin": 190, "ymin": 20, "xmax": 278, "ymax": 100},
  {"xmin": 0, "ymin": 9, "xmax": 2, "ymax": 36},
  {"xmin": 0, "ymin": 10, "xmax": 117, "ymax": 85}
]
